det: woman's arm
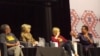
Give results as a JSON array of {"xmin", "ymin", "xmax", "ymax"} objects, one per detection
[
  {"xmin": 5, "ymin": 42, "xmax": 16, "ymax": 47},
  {"xmin": 84, "ymin": 33, "xmax": 93, "ymax": 44},
  {"xmin": 70, "ymin": 31, "xmax": 78, "ymax": 39}
]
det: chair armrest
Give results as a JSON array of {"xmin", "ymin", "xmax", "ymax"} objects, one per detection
[
  {"xmin": 20, "ymin": 41, "xmax": 28, "ymax": 48},
  {"xmin": 0, "ymin": 43, "xmax": 8, "ymax": 56}
]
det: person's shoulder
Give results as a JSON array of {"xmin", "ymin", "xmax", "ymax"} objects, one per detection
[
  {"xmin": 79, "ymin": 33, "xmax": 83, "ymax": 34},
  {"xmin": 88, "ymin": 33, "xmax": 92, "ymax": 37},
  {"xmin": 21, "ymin": 32, "xmax": 24, "ymax": 35},
  {"xmin": 78, "ymin": 33, "xmax": 83, "ymax": 36},
  {"xmin": 77, "ymin": 33, "xmax": 84, "ymax": 38},
  {"xmin": 0, "ymin": 33, "xmax": 6, "ymax": 36},
  {"xmin": 88, "ymin": 33, "xmax": 92, "ymax": 35},
  {"xmin": 0, "ymin": 33, "xmax": 6, "ymax": 38},
  {"xmin": 9, "ymin": 33, "xmax": 16, "ymax": 37},
  {"xmin": 51, "ymin": 36, "xmax": 55, "ymax": 38},
  {"xmin": 59, "ymin": 35, "xmax": 65, "ymax": 38},
  {"xmin": 10, "ymin": 33, "xmax": 15, "ymax": 35},
  {"xmin": 59, "ymin": 35, "xmax": 63, "ymax": 37}
]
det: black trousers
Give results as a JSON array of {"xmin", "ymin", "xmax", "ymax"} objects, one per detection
[{"xmin": 62, "ymin": 40, "xmax": 75, "ymax": 56}]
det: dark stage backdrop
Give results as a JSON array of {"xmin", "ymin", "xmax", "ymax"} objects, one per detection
[{"xmin": 0, "ymin": 0, "xmax": 71, "ymax": 42}]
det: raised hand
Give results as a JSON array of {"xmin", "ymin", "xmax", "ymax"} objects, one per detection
[
  {"xmin": 70, "ymin": 31, "xmax": 77, "ymax": 38},
  {"xmin": 74, "ymin": 53, "xmax": 79, "ymax": 56},
  {"xmin": 84, "ymin": 33, "xmax": 90, "ymax": 40},
  {"xmin": 55, "ymin": 32, "xmax": 60, "ymax": 39}
]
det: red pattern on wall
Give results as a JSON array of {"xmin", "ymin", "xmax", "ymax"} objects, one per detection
[
  {"xmin": 70, "ymin": 9, "xmax": 79, "ymax": 34},
  {"xmin": 81, "ymin": 10, "xmax": 98, "ymax": 38},
  {"xmin": 70, "ymin": 9, "xmax": 99, "ymax": 38}
]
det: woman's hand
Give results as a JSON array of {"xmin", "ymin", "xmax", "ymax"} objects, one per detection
[
  {"xmin": 70, "ymin": 31, "xmax": 77, "ymax": 38},
  {"xmin": 35, "ymin": 41, "xmax": 39, "ymax": 44},
  {"xmin": 55, "ymin": 32, "xmax": 60, "ymax": 39},
  {"xmin": 74, "ymin": 53, "xmax": 79, "ymax": 56},
  {"xmin": 33, "ymin": 41, "xmax": 39, "ymax": 46},
  {"xmin": 84, "ymin": 33, "xmax": 93, "ymax": 43},
  {"xmin": 15, "ymin": 41, "xmax": 20, "ymax": 46},
  {"xmin": 57, "ymin": 38, "xmax": 63, "ymax": 42}
]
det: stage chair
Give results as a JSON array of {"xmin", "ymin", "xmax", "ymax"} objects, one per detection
[{"xmin": 0, "ymin": 43, "xmax": 8, "ymax": 56}]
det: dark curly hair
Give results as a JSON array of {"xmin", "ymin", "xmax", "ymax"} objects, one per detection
[{"xmin": 82, "ymin": 25, "xmax": 89, "ymax": 31}]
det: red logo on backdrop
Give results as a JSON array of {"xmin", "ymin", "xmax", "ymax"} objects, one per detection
[
  {"xmin": 81, "ymin": 10, "xmax": 98, "ymax": 38},
  {"xmin": 70, "ymin": 9, "xmax": 79, "ymax": 34}
]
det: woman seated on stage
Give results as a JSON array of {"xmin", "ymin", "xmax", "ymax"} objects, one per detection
[
  {"xmin": 21, "ymin": 24, "xmax": 38, "ymax": 47},
  {"xmin": 51, "ymin": 27, "xmax": 79, "ymax": 56},
  {"xmin": 71, "ymin": 25, "xmax": 94, "ymax": 56}
]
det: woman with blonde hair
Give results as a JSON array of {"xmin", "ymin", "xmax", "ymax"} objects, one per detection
[
  {"xmin": 51, "ymin": 27, "xmax": 79, "ymax": 56},
  {"xmin": 21, "ymin": 24, "xmax": 38, "ymax": 47},
  {"xmin": 52, "ymin": 27, "xmax": 67, "ymax": 46}
]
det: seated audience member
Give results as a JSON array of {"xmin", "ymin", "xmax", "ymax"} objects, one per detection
[
  {"xmin": 71, "ymin": 25, "xmax": 94, "ymax": 56},
  {"xmin": 0, "ymin": 24, "xmax": 23, "ymax": 56},
  {"xmin": 51, "ymin": 27, "xmax": 78, "ymax": 56},
  {"xmin": 21, "ymin": 24, "xmax": 38, "ymax": 47}
]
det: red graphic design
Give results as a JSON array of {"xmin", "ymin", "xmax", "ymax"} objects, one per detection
[
  {"xmin": 81, "ymin": 10, "xmax": 98, "ymax": 38},
  {"xmin": 70, "ymin": 9, "xmax": 79, "ymax": 34}
]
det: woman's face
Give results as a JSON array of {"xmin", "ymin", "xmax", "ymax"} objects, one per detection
[
  {"xmin": 5, "ymin": 25, "xmax": 11, "ymax": 34},
  {"xmin": 81, "ymin": 27, "xmax": 88, "ymax": 34},
  {"xmin": 24, "ymin": 27, "xmax": 31, "ymax": 33},
  {"xmin": 53, "ymin": 30, "xmax": 60, "ymax": 36}
]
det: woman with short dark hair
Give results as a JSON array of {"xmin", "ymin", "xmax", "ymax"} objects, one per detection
[{"xmin": 71, "ymin": 25, "xmax": 94, "ymax": 56}]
